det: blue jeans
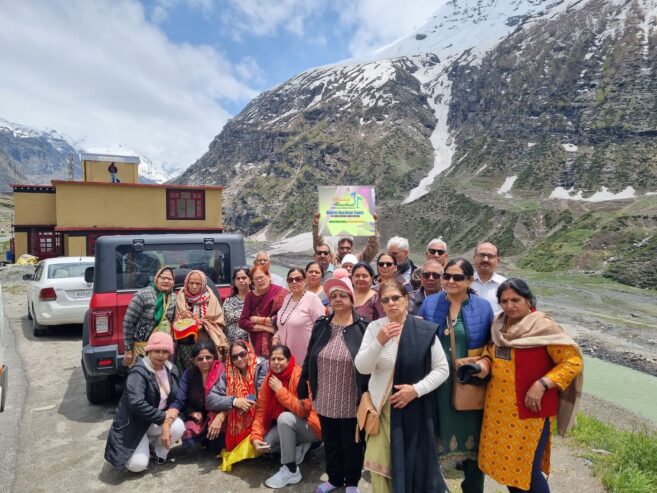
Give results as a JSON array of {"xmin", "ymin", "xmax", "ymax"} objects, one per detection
[
  {"xmin": 110, "ymin": 172, "xmax": 118, "ymax": 183},
  {"xmin": 508, "ymin": 418, "xmax": 551, "ymax": 493}
]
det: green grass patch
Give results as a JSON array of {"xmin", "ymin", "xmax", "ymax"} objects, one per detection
[{"xmin": 571, "ymin": 414, "xmax": 657, "ymax": 493}]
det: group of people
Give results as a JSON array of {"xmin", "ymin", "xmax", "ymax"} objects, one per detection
[{"xmin": 105, "ymin": 218, "xmax": 584, "ymax": 493}]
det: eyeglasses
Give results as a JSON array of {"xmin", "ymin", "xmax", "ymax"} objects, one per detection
[
  {"xmin": 315, "ymin": 250, "xmax": 330, "ymax": 256},
  {"xmin": 380, "ymin": 294, "xmax": 403, "ymax": 304},
  {"xmin": 443, "ymin": 273, "xmax": 467, "ymax": 282},
  {"xmin": 427, "ymin": 248, "xmax": 447, "ymax": 256},
  {"xmin": 287, "ymin": 276, "xmax": 304, "ymax": 284},
  {"xmin": 329, "ymin": 291, "xmax": 350, "ymax": 300},
  {"xmin": 231, "ymin": 351, "xmax": 248, "ymax": 361},
  {"xmin": 253, "ymin": 276, "xmax": 267, "ymax": 282},
  {"xmin": 195, "ymin": 355, "xmax": 214, "ymax": 362},
  {"xmin": 378, "ymin": 262, "xmax": 394, "ymax": 268},
  {"xmin": 422, "ymin": 271, "xmax": 442, "ymax": 280},
  {"xmin": 475, "ymin": 252, "xmax": 498, "ymax": 260}
]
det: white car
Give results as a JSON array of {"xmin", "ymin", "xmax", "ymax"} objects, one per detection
[{"xmin": 25, "ymin": 257, "xmax": 95, "ymax": 336}]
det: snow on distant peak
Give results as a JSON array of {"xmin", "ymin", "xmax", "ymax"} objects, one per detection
[
  {"xmin": 550, "ymin": 186, "xmax": 637, "ymax": 202},
  {"xmin": 0, "ymin": 117, "xmax": 74, "ymax": 152}
]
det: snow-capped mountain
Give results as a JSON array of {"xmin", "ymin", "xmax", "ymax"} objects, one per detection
[
  {"xmin": 177, "ymin": 0, "xmax": 657, "ymax": 287},
  {"xmin": 81, "ymin": 144, "xmax": 178, "ymax": 183}
]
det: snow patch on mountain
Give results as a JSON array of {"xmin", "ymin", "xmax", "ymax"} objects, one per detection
[
  {"xmin": 497, "ymin": 175, "xmax": 518, "ymax": 198},
  {"xmin": 0, "ymin": 117, "xmax": 76, "ymax": 154},
  {"xmin": 550, "ymin": 186, "xmax": 637, "ymax": 202},
  {"xmin": 82, "ymin": 144, "xmax": 180, "ymax": 183}
]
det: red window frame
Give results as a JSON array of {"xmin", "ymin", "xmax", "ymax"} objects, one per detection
[{"xmin": 166, "ymin": 189, "xmax": 206, "ymax": 220}]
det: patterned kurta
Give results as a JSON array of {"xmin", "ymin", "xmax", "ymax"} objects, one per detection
[
  {"xmin": 223, "ymin": 295, "xmax": 248, "ymax": 343},
  {"xmin": 478, "ymin": 344, "xmax": 582, "ymax": 490},
  {"xmin": 314, "ymin": 323, "xmax": 358, "ymax": 419}
]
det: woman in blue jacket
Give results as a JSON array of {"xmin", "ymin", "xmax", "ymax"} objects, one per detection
[{"xmin": 418, "ymin": 258, "xmax": 493, "ymax": 493}]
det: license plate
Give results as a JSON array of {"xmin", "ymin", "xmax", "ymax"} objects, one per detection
[{"xmin": 74, "ymin": 290, "xmax": 92, "ymax": 299}]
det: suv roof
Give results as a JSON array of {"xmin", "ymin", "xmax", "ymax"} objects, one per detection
[{"xmin": 92, "ymin": 233, "xmax": 245, "ymax": 294}]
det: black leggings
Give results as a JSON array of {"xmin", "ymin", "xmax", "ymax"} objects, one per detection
[
  {"xmin": 508, "ymin": 418, "xmax": 551, "ymax": 493},
  {"xmin": 319, "ymin": 415, "xmax": 364, "ymax": 487}
]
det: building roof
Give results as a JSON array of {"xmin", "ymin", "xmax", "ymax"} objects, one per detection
[
  {"xmin": 50, "ymin": 180, "xmax": 224, "ymax": 190},
  {"xmin": 80, "ymin": 153, "xmax": 140, "ymax": 164}
]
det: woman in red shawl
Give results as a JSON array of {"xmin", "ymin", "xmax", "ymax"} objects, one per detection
[
  {"xmin": 251, "ymin": 344, "xmax": 322, "ymax": 489},
  {"xmin": 175, "ymin": 270, "xmax": 228, "ymax": 369},
  {"xmin": 239, "ymin": 265, "xmax": 288, "ymax": 356}
]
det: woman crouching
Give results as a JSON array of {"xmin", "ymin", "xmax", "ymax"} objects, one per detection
[
  {"xmin": 105, "ymin": 332, "xmax": 185, "ymax": 472},
  {"xmin": 251, "ymin": 344, "xmax": 322, "ymax": 489},
  {"xmin": 355, "ymin": 280, "xmax": 450, "ymax": 493}
]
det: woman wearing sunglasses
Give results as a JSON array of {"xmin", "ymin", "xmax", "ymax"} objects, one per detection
[
  {"xmin": 272, "ymin": 268, "xmax": 325, "ymax": 363},
  {"xmin": 168, "ymin": 341, "xmax": 226, "ymax": 452},
  {"xmin": 298, "ymin": 276, "xmax": 369, "ymax": 493},
  {"xmin": 418, "ymin": 258, "xmax": 494, "ymax": 493},
  {"xmin": 224, "ymin": 267, "xmax": 252, "ymax": 344},
  {"xmin": 355, "ymin": 280, "xmax": 449, "ymax": 493},
  {"xmin": 206, "ymin": 340, "xmax": 269, "ymax": 456},
  {"xmin": 252, "ymin": 344, "xmax": 322, "ymax": 488},
  {"xmin": 374, "ymin": 253, "xmax": 411, "ymax": 293}
]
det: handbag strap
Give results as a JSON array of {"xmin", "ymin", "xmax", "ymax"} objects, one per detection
[
  {"xmin": 378, "ymin": 366, "xmax": 395, "ymax": 411},
  {"xmin": 447, "ymin": 316, "xmax": 458, "ymax": 369}
]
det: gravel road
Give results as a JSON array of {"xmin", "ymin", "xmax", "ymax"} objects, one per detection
[{"xmin": 1, "ymin": 276, "xmax": 604, "ymax": 492}]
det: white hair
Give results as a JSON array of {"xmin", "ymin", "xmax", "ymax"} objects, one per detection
[
  {"xmin": 387, "ymin": 236, "xmax": 409, "ymax": 251},
  {"xmin": 427, "ymin": 238, "xmax": 447, "ymax": 250}
]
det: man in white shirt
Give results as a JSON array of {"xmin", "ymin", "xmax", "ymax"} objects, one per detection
[{"xmin": 471, "ymin": 242, "xmax": 506, "ymax": 312}]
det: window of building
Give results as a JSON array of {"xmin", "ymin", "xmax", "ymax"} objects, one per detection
[{"xmin": 166, "ymin": 189, "xmax": 205, "ymax": 220}]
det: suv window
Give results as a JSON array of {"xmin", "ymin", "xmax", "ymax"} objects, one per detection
[
  {"xmin": 115, "ymin": 243, "xmax": 231, "ymax": 291},
  {"xmin": 48, "ymin": 262, "xmax": 94, "ymax": 279}
]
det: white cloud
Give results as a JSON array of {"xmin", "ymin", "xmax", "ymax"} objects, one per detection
[
  {"xmin": 338, "ymin": 0, "xmax": 445, "ymax": 56},
  {"xmin": 0, "ymin": 0, "xmax": 258, "ymax": 171},
  {"xmin": 235, "ymin": 56, "xmax": 265, "ymax": 84}
]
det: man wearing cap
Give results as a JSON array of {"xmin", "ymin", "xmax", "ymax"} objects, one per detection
[
  {"xmin": 312, "ymin": 212, "xmax": 380, "ymax": 266},
  {"xmin": 409, "ymin": 259, "xmax": 444, "ymax": 315},
  {"xmin": 253, "ymin": 251, "xmax": 285, "ymax": 287},
  {"xmin": 471, "ymin": 242, "xmax": 506, "ymax": 312}
]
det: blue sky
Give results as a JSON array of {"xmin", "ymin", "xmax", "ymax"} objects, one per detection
[{"xmin": 0, "ymin": 0, "xmax": 438, "ymax": 173}]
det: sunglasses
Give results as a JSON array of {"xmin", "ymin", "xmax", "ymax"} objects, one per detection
[
  {"xmin": 427, "ymin": 248, "xmax": 447, "ymax": 256},
  {"xmin": 443, "ymin": 273, "xmax": 467, "ymax": 282},
  {"xmin": 315, "ymin": 250, "xmax": 330, "ymax": 256},
  {"xmin": 195, "ymin": 355, "xmax": 214, "ymax": 362},
  {"xmin": 287, "ymin": 276, "xmax": 304, "ymax": 284},
  {"xmin": 380, "ymin": 294, "xmax": 403, "ymax": 304},
  {"xmin": 422, "ymin": 271, "xmax": 442, "ymax": 280},
  {"xmin": 233, "ymin": 265, "xmax": 250, "ymax": 272},
  {"xmin": 231, "ymin": 350, "xmax": 248, "ymax": 361},
  {"xmin": 378, "ymin": 262, "xmax": 394, "ymax": 268}
]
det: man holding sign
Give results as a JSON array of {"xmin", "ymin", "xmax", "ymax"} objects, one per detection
[{"xmin": 313, "ymin": 186, "xmax": 379, "ymax": 266}]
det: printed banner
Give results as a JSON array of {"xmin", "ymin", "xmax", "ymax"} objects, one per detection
[{"xmin": 318, "ymin": 186, "xmax": 376, "ymax": 237}]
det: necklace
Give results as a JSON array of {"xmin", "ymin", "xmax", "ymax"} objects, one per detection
[{"xmin": 278, "ymin": 291, "xmax": 305, "ymax": 326}]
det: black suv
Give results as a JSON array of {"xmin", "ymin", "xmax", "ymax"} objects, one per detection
[{"xmin": 81, "ymin": 233, "xmax": 246, "ymax": 403}]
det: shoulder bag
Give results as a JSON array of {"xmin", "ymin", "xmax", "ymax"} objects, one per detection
[
  {"xmin": 448, "ymin": 317, "xmax": 486, "ymax": 411},
  {"xmin": 356, "ymin": 366, "xmax": 394, "ymax": 441}
]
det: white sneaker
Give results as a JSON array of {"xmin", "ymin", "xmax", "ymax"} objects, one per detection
[
  {"xmin": 265, "ymin": 465, "xmax": 302, "ymax": 489},
  {"xmin": 295, "ymin": 442, "xmax": 312, "ymax": 465}
]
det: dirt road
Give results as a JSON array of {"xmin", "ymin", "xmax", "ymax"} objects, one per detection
[{"xmin": 1, "ymin": 283, "xmax": 604, "ymax": 493}]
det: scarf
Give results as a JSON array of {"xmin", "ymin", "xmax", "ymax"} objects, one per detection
[
  {"xmin": 225, "ymin": 342, "xmax": 258, "ymax": 451},
  {"xmin": 491, "ymin": 311, "xmax": 584, "ymax": 436},
  {"xmin": 175, "ymin": 270, "xmax": 227, "ymax": 353},
  {"xmin": 261, "ymin": 355, "xmax": 297, "ymax": 425},
  {"xmin": 153, "ymin": 267, "xmax": 174, "ymax": 323}
]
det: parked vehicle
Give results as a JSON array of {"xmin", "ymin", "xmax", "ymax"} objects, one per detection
[
  {"xmin": 25, "ymin": 256, "xmax": 95, "ymax": 336},
  {"xmin": 1, "ymin": 283, "xmax": 8, "ymax": 412},
  {"xmin": 81, "ymin": 234, "xmax": 246, "ymax": 404}
]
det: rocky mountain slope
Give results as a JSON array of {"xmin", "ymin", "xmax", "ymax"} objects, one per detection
[{"xmin": 178, "ymin": 0, "xmax": 657, "ymax": 287}]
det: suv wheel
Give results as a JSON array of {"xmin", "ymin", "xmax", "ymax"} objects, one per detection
[
  {"xmin": 86, "ymin": 378, "xmax": 115, "ymax": 404},
  {"xmin": 32, "ymin": 313, "xmax": 49, "ymax": 337}
]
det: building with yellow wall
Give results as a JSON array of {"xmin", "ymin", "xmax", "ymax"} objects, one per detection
[{"xmin": 12, "ymin": 153, "xmax": 223, "ymax": 259}]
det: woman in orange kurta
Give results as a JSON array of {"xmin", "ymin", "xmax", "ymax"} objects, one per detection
[{"xmin": 475, "ymin": 278, "xmax": 583, "ymax": 493}]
